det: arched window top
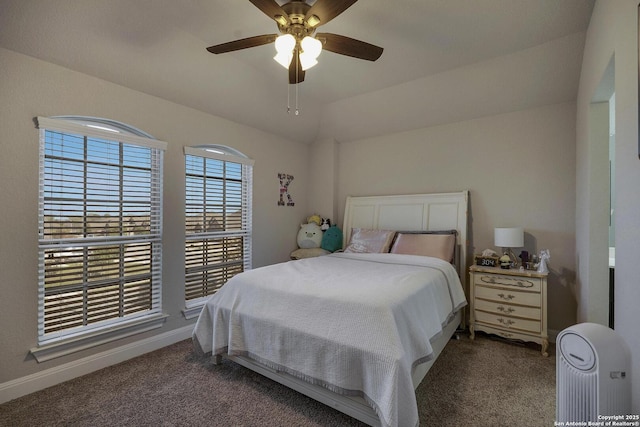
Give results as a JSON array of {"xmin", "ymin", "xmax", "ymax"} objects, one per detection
[
  {"xmin": 52, "ymin": 116, "xmax": 156, "ymax": 139},
  {"xmin": 37, "ymin": 116, "xmax": 167, "ymax": 150},
  {"xmin": 185, "ymin": 144, "xmax": 254, "ymax": 166},
  {"xmin": 191, "ymin": 144, "xmax": 249, "ymax": 159}
]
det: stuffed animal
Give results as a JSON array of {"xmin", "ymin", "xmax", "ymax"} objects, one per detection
[
  {"xmin": 297, "ymin": 222, "xmax": 323, "ymax": 249},
  {"xmin": 321, "ymin": 225, "xmax": 343, "ymax": 252},
  {"xmin": 499, "ymin": 254, "xmax": 511, "ymax": 269},
  {"xmin": 320, "ymin": 217, "xmax": 331, "ymax": 231},
  {"xmin": 307, "ymin": 214, "xmax": 322, "ymax": 226}
]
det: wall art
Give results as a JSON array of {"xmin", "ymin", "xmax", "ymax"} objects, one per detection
[{"xmin": 278, "ymin": 173, "xmax": 295, "ymax": 206}]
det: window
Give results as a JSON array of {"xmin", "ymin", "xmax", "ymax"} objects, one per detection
[
  {"xmin": 184, "ymin": 145, "xmax": 253, "ymax": 317},
  {"xmin": 34, "ymin": 116, "xmax": 167, "ymax": 360}
]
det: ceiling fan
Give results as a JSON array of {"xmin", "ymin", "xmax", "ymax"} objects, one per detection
[{"xmin": 206, "ymin": 0, "xmax": 383, "ymax": 84}]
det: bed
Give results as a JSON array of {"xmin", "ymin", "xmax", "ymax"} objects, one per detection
[{"xmin": 193, "ymin": 191, "xmax": 469, "ymax": 427}]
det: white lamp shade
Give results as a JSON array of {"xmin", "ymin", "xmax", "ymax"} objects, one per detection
[
  {"xmin": 494, "ymin": 227, "xmax": 524, "ymax": 248},
  {"xmin": 300, "ymin": 36, "xmax": 322, "ymax": 70},
  {"xmin": 299, "ymin": 54, "xmax": 317, "ymax": 70},
  {"xmin": 274, "ymin": 34, "xmax": 295, "ymax": 68},
  {"xmin": 301, "ymin": 36, "xmax": 322, "ymax": 58},
  {"xmin": 274, "ymin": 51, "xmax": 293, "ymax": 68},
  {"xmin": 275, "ymin": 34, "xmax": 296, "ymax": 53}
]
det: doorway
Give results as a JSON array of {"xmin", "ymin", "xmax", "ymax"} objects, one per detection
[{"xmin": 588, "ymin": 57, "xmax": 614, "ymax": 327}]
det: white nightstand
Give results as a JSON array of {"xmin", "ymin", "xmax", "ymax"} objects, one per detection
[{"xmin": 469, "ymin": 265, "xmax": 549, "ymax": 356}]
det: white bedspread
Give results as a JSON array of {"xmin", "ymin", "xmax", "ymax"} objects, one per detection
[{"xmin": 193, "ymin": 253, "xmax": 467, "ymax": 427}]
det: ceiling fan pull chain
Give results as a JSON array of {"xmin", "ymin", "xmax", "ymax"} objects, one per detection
[
  {"xmin": 287, "ymin": 82, "xmax": 291, "ymax": 115},
  {"xmin": 295, "ymin": 78, "xmax": 299, "ymax": 116},
  {"xmin": 295, "ymin": 52, "xmax": 300, "ymax": 116}
]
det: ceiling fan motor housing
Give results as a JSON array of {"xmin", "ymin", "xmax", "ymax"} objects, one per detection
[{"xmin": 278, "ymin": 1, "xmax": 317, "ymax": 40}]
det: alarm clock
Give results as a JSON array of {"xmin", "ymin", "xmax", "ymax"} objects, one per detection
[{"xmin": 474, "ymin": 254, "xmax": 499, "ymax": 267}]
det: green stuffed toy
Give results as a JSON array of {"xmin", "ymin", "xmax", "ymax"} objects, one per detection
[{"xmin": 321, "ymin": 225, "xmax": 343, "ymax": 252}]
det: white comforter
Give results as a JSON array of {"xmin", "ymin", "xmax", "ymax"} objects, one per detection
[{"xmin": 192, "ymin": 252, "xmax": 467, "ymax": 427}]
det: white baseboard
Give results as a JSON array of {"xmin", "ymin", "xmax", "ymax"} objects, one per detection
[{"xmin": 0, "ymin": 325, "xmax": 194, "ymax": 405}]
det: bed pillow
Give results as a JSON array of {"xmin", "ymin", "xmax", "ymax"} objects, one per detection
[
  {"xmin": 390, "ymin": 232, "xmax": 456, "ymax": 262},
  {"xmin": 343, "ymin": 228, "xmax": 396, "ymax": 253}
]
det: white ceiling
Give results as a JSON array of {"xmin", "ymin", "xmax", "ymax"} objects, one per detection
[{"xmin": 0, "ymin": 0, "xmax": 594, "ymax": 144}]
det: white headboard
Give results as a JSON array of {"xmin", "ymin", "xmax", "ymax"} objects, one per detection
[{"xmin": 342, "ymin": 191, "xmax": 469, "ymax": 289}]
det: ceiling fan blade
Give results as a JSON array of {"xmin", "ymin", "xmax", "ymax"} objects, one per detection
[
  {"xmin": 206, "ymin": 34, "xmax": 277, "ymax": 54},
  {"xmin": 316, "ymin": 33, "xmax": 383, "ymax": 61},
  {"xmin": 305, "ymin": 0, "xmax": 358, "ymax": 27},
  {"xmin": 288, "ymin": 51, "xmax": 305, "ymax": 84},
  {"xmin": 249, "ymin": 0, "xmax": 291, "ymax": 25}
]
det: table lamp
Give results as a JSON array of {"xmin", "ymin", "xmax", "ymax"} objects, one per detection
[{"xmin": 494, "ymin": 227, "xmax": 524, "ymax": 268}]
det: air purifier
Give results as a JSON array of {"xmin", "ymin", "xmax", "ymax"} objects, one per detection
[{"xmin": 556, "ymin": 323, "xmax": 631, "ymax": 422}]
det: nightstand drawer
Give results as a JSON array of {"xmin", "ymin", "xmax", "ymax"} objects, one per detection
[
  {"xmin": 474, "ymin": 298, "xmax": 541, "ymax": 320},
  {"xmin": 474, "ymin": 285, "xmax": 541, "ymax": 307},
  {"xmin": 474, "ymin": 310, "xmax": 541, "ymax": 334},
  {"xmin": 473, "ymin": 273, "xmax": 541, "ymax": 292}
]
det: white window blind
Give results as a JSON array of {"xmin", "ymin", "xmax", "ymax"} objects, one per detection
[
  {"xmin": 36, "ymin": 117, "xmax": 167, "ymax": 345},
  {"xmin": 184, "ymin": 146, "xmax": 253, "ymax": 304}
]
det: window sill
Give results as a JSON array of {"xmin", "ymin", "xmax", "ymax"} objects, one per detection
[
  {"xmin": 182, "ymin": 301, "xmax": 205, "ymax": 320},
  {"xmin": 30, "ymin": 313, "xmax": 169, "ymax": 363}
]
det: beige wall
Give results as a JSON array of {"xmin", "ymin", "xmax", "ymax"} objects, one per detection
[
  {"xmin": 307, "ymin": 138, "xmax": 339, "ymax": 222},
  {"xmin": 328, "ymin": 102, "xmax": 577, "ymax": 336},
  {"xmin": 0, "ymin": 47, "xmax": 308, "ymax": 384},
  {"xmin": 576, "ymin": 0, "xmax": 640, "ymax": 410}
]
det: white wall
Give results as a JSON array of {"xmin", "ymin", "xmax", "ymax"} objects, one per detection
[
  {"xmin": 0, "ymin": 47, "xmax": 308, "ymax": 387},
  {"xmin": 576, "ymin": 0, "xmax": 640, "ymax": 410}
]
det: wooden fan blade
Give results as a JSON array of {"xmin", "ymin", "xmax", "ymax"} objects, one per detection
[
  {"xmin": 249, "ymin": 0, "xmax": 290, "ymax": 25},
  {"xmin": 316, "ymin": 33, "xmax": 383, "ymax": 61},
  {"xmin": 206, "ymin": 34, "xmax": 277, "ymax": 54},
  {"xmin": 305, "ymin": 0, "xmax": 358, "ymax": 27},
  {"xmin": 288, "ymin": 51, "xmax": 305, "ymax": 84}
]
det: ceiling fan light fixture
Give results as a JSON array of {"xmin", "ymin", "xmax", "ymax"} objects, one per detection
[
  {"xmin": 299, "ymin": 54, "xmax": 317, "ymax": 71},
  {"xmin": 301, "ymin": 36, "xmax": 322, "ymax": 58},
  {"xmin": 306, "ymin": 14, "xmax": 321, "ymax": 27},
  {"xmin": 274, "ymin": 51, "xmax": 293, "ymax": 68},
  {"xmin": 274, "ymin": 34, "xmax": 296, "ymax": 68},
  {"xmin": 300, "ymin": 36, "xmax": 322, "ymax": 70},
  {"xmin": 275, "ymin": 34, "xmax": 296, "ymax": 53},
  {"xmin": 274, "ymin": 14, "xmax": 288, "ymax": 26},
  {"xmin": 206, "ymin": 0, "xmax": 384, "ymax": 85}
]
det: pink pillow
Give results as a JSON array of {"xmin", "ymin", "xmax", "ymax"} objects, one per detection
[
  {"xmin": 390, "ymin": 233, "xmax": 456, "ymax": 262},
  {"xmin": 344, "ymin": 229, "xmax": 396, "ymax": 253}
]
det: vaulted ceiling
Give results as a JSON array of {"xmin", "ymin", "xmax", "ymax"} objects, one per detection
[{"xmin": 0, "ymin": 0, "xmax": 594, "ymax": 144}]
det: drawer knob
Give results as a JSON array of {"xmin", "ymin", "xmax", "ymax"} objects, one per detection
[
  {"xmin": 497, "ymin": 317, "xmax": 515, "ymax": 327},
  {"xmin": 497, "ymin": 305, "xmax": 515, "ymax": 314},
  {"xmin": 497, "ymin": 293, "xmax": 515, "ymax": 301}
]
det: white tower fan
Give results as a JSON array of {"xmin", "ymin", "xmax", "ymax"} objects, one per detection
[{"xmin": 556, "ymin": 322, "xmax": 631, "ymax": 422}]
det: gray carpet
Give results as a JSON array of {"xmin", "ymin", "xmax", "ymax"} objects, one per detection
[{"xmin": 0, "ymin": 332, "xmax": 555, "ymax": 426}]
